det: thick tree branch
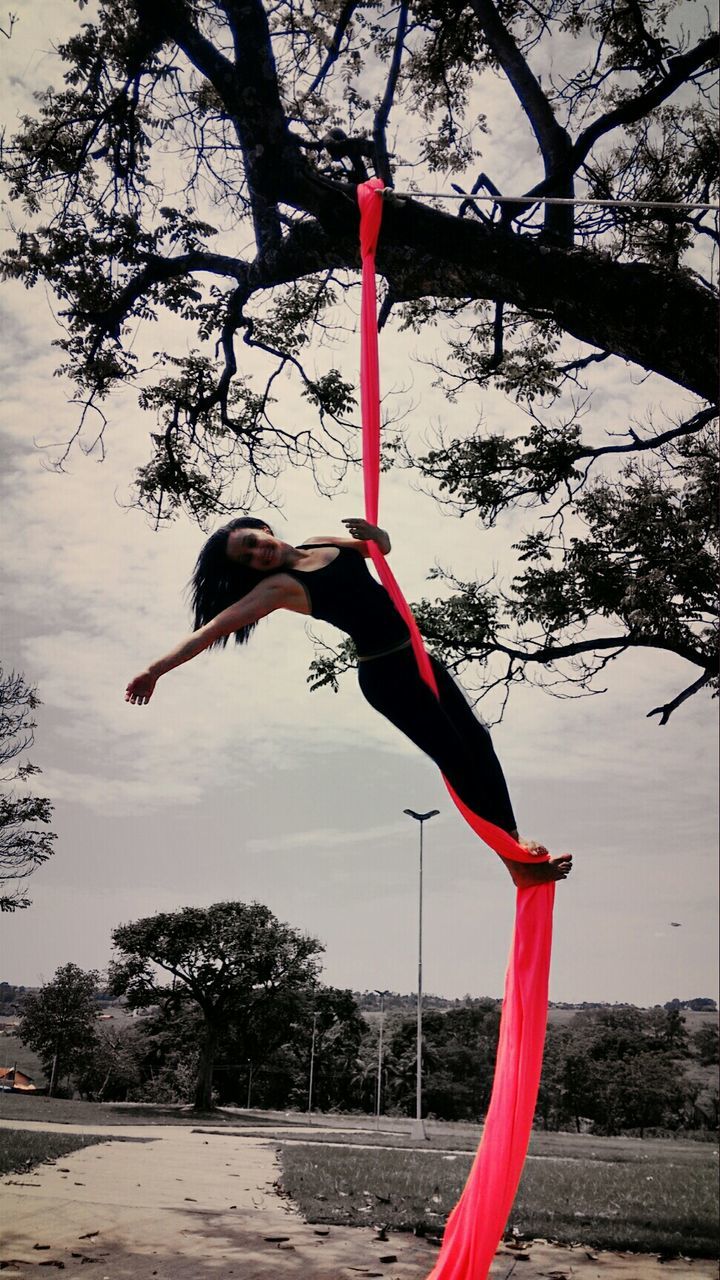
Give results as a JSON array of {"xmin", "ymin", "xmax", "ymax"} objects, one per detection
[
  {"xmin": 70, "ymin": 201, "xmax": 718, "ymax": 406},
  {"xmin": 467, "ymin": 0, "xmax": 573, "ymax": 239},
  {"xmin": 489, "ymin": 634, "xmax": 708, "ymax": 670},
  {"xmin": 83, "ymin": 250, "xmax": 251, "ymax": 340},
  {"xmin": 134, "ymin": 0, "xmax": 296, "ymax": 252},
  {"xmin": 375, "ymin": 200, "xmax": 718, "ymax": 400}
]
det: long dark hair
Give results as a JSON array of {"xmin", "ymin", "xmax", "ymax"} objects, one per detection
[{"xmin": 188, "ymin": 516, "xmax": 274, "ymax": 648}]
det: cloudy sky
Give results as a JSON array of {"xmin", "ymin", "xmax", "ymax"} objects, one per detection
[{"xmin": 1, "ymin": 1, "xmax": 717, "ymax": 1008}]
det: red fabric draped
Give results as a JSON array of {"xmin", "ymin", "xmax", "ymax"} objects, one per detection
[{"xmin": 357, "ymin": 178, "xmax": 556, "ymax": 1280}]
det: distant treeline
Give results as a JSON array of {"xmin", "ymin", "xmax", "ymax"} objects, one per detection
[
  {"xmin": 354, "ymin": 990, "xmax": 718, "ymax": 1014},
  {"xmin": 13, "ymin": 985, "xmax": 718, "ymax": 1137}
]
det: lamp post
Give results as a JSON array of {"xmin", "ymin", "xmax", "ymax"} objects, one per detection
[
  {"xmin": 403, "ymin": 807, "xmax": 439, "ymax": 1140},
  {"xmin": 374, "ymin": 989, "xmax": 392, "ymax": 1125},
  {"xmin": 307, "ymin": 1010, "xmax": 319, "ymax": 1120}
]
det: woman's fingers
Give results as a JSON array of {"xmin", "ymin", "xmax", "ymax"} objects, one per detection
[{"xmin": 125, "ymin": 677, "xmax": 154, "ymax": 705}]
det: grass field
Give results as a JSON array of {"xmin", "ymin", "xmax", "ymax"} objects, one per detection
[
  {"xmin": 1, "ymin": 1089, "xmax": 717, "ymax": 1259},
  {"xmin": 0, "ymin": 1092, "xmax": 239, "ymax": 1126},
  {"xmin": 279, "ymin": 1139, "xmax": 719, "ymax": 1258},
  {"xmin": 0, "ymin": 1128, "xmax": 108, "ymax": 1176}
]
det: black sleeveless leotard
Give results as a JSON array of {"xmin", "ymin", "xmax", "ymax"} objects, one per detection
[
  {"xmin": 282, "ymin": 542, "xmax": 517, "ymax": 833},
  {"xmin": 285, "ymin": 545, "xmax": 410, "ymax": 659}
]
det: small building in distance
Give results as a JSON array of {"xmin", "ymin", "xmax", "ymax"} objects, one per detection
[{"xmin": 0, "ymin": 1066, "xmax": 37, "ymax": 1093}]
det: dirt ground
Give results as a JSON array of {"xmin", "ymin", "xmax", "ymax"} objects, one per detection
[{"xmin": 0, "ymin": 1118, "xmax": 715, "ymax": 1280}]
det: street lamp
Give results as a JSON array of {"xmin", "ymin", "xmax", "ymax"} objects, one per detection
[
  {"xmin": 374, "ymin": 989, "xmax": 392, "ymax": 1125},
  {"xmin": 307, "ymin": 1010, "xmax": 319, "ymax": 1120},
  {"xmin": 403, "ymin": 807, "xmax": 439, "ymax": 1140}
]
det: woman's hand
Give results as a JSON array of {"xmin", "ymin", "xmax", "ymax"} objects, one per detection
[
  {"xmin": 342, "ymin": 518, "xmax": 391, "ymax": 553},
  {"xmin": 125, "ymin": 670, "xmax": 158, "ymax": 706}
]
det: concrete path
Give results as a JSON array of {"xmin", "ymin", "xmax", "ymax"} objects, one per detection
[{"xmin": 0, "ymin": 1119, "xmax": 715, "ymax": 1280}]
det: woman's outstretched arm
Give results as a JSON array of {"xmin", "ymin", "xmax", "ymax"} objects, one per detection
[{"xmin": 125, "ymin": 577, "xmax": 290, "ymax": 705}]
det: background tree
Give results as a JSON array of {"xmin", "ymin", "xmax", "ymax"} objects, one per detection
[
  {"xmin": 1, "ymin": 1, "xmax": 717, "ymax": 717},
  {"xmin": 18, "ymin": 963, "xmax": 100, "ymax": 1096},
  {"xmin": 121, "ymin": 1002, "xmax": 204, "ymax": 1104},
  {"xmin": 541, "ymin": 1006, "xmax": 696, "ymax": 1135},
  {"xmin": 380, "ymin": 1000, "xmax": 501, "ymax": 1120},
  {"xmin": 693, "ymin": 1023, "xmax": 719, "ymax": 1068},
  {"xmin": 0, "ymin": 667, "xmax": 56, "ymax": 911},
  {"xmin": 274, "ymin": 985, "xmax": 367, "ymax": 1112},
  {"xmin": 76, "ymin": 1021, "xmax": 143, "ymax": 1101},
  {"xmin": 109, "ymin": 899, "xmax": 324, "ymax": 1110}
]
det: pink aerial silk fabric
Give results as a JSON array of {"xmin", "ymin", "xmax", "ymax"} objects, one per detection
[{"xmin": 357, "ymin": 177, "xmax": 556, "ymax": 1280}]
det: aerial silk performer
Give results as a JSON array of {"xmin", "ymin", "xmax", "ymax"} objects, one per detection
[
  {"xmin": 357, "ymin": 178, "xmax": 559, "ymax": 1280},
  {"xmin": 125, "ymin": 182, "xmax": 571, "ymax": 1280}
]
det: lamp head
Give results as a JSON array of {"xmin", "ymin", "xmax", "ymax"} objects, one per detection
[{"xmin": 403, "ymin": 808, "xmax": 440, "ymax": 822}]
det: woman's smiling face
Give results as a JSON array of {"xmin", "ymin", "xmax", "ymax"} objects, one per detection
[{"xmin": 225, "ymin": 525, "xmax": 283, "ymax": 571}]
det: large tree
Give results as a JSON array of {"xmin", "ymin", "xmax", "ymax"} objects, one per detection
[
  {"xmin": 1, "ymin": 1, "xmax": 717, "ymax": 717},
  {"xmin": 109, "ymin": 899, "xmax": 324, "ymax": 1110},
  {"xmin": 0, "ymin": 666, "xmax": 56, "ymax": 912}
]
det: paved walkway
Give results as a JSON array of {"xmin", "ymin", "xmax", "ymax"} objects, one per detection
[{"xmin": 0, "ymin": 1119, "xmax": 715, "ymax": 1280}]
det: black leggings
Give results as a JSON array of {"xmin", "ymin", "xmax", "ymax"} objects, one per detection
[{"xmin": 358, "ymin": 648, "xmax": 517, "ymax": 834}]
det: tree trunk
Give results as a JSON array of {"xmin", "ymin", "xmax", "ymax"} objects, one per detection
[
  {"xmin": 194, "ymin": 1018, "xmax": 218, "ymax": 1112},
  {"xmin": 98, "ymin": 1068, "xmax": 112, "ymax": 1102},
  {"xmin": 48, "ymin": 1043, "xmax": 60, "ymax": 1098}
]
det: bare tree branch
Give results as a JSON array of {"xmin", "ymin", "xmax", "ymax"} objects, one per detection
[
  {"xmin": 576, "ymin": 406, "xmax": 718, "ymax": 463},
  {"xmin": 373, "ymin": 1, "xmax": 410, "ymax": 188},
  {"xmin": 647, "ymin": 671, "xmax": 715, "ymax": 725},
  {"xmin": 304, "ymin": 0, "xmax": 360, "ymax": 98},
  {"xmin": 571, "ymin": 33, "xmax": 720, "ymax": 172}
]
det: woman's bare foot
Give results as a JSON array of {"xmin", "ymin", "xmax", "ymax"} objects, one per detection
[{"xmin": 500, "ymin": 847, "xmax": 573, "ymax": 890}]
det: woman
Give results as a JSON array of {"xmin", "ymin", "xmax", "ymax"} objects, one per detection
[{"xmin": 126, "ymin": 516, "xmax": 572, "ymax": 889}]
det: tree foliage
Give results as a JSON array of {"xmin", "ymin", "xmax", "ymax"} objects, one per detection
[
  {"xmin": 109, "ymin": 899, "xmax": 324, "ymax": 1109},
  {"xmin": 18, "ymin": 963, "xmax": 100, "ymax": 1096},
  {"xmin": 0, "ymin": 666, "xmax": 56, "ymax": 912},
  {"xmin": 1, "ymin": 1, "xmax": 717, "ymax": 716},
  {"xmin": 538, "ymin": 1006, "xmax": 696, "ymax": 1135}
]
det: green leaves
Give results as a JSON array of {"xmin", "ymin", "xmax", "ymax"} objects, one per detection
[
  {"xmin": 301, "ymin": 368, "xmax": 356, "ymax": 416},
  {"xmin": 389, "ymin": 423, "xmax": 717, "ymax": 720},
  {"xmin": 419, "ymin": 417, "xmax": 582, "ymax": 521}
]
